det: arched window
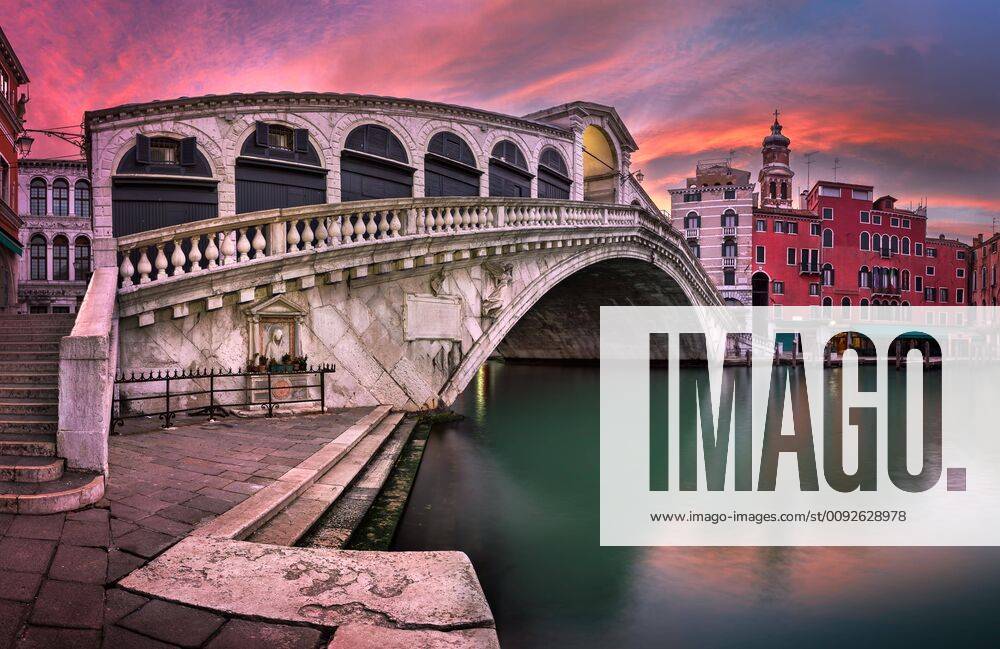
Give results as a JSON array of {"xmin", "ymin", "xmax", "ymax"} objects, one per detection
[
  {"xmin": 74, "ymin": 180, "xmax": 91, "ymax": 217},
  {"xmin": 74, "ymin": 236, "xmax": 91, "ymax": 282},
  {"xmin": 902, "ymin": 237, "xmax": 910, "ymax": 255},
  {"xmin": 842, "ymin": 297, "xmax": 851, "ymax": 307},
  {"xmin": 29, "ymin": 235, "xmax": 46, "ymax": 280},
  {"xmin": 781, "ymin": 181, "xmax": 789, "ymax": 199},
  {"xmin": 51, "ymin": 179, "xmax": 69, "ymax": 216},
  {"xmin": 425, "ymin": 132, "xmax": 480, "ymax": 198},
  {"xmin": 822, "ymin": 228, "xmax": 834, "ymax": 248},
  {"xmin": 823, "ymin": 296, "xmax": 833, "ymax": 307},
  {"xmin": 684, "ymin": 211, "xmax": 701, "ymax": 229},
  {"xmin": 769, "ymin": 180, "xmax": 777, "ymax": 199},
  {"xmin": 722, "ymin": 209, "xmax": 738, "ymax": 227},
  {"xmin": 113, "ymin": 134, "xmax": 216, "ymax": 236},
  {"xmin": 341, "ymin": 124, "xmax": 413, "ymax": 202},
  {"xmin": 872, "ymin": 233, "xmax": 881, "ymax": 251},
  {"xmin": 29, "ymin": 178, "xmax": 47, "ymax": 216},
  {"xmin": 890, "ymin": 235, "xmax": 899, "ymax": 254},
  {"xmin": 859, "ymin": 266, "xmax": 870, "ymax": 288},
  {"xmin": 52, "ymin": 236, "xmax": 69, "ymax": 281},
  {"xmin": 822, "ymin": 263, "xmax": 835, "ymax": 286},
  {"xmin": 860, "ymin": 298, "xmax": 870, "ymax": 306},
  {"xmin": 860, "ymin": 231, "xmax": 870, "ymax": 251},
  {"xmin": 902, "ymin": 269, "xmax": 910, "ymax": 291},
  {"xmin": 489, "ymin": 140, "xmax": 531, "ymax": 198},
  {"xmin": 537, "ymin": 148, "xmax": 571, "ymax": 199},
  {"xmin": 236, "ymin": 124, "xmax": 326, "ymax": 213}
]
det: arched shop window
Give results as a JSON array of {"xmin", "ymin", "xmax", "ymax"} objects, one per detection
[
  {"xmin": 536, "ymin": 148, "xmax": 571, "ymax": 199},
  {"xmin": 424, "ymin": 132, "xmax": 480, "ymax": 197},
  {"xmin": 236, "ymin": 122, "xmax": 326, "ymax": 213},
  {"xmin": 74, "ymin": 236, "xmax": 91, "ymax": 282},
  {"xmin": 29, "ymin": 234, "xmax": 46, "ymax": 280},
  {"xmin": 488, "ymin": 140, "xmax": 532, "ymax": 198},
  {"xmin": 341, "ymin": 124, "xmax": 413, "ymax": 201},
  {"xmin": 112, "ymin": 134, "xmax": 217, "ymax": 237},
  {"xmin": 52, "ymin": 235, "xmax": 69, "ymax": 281}
]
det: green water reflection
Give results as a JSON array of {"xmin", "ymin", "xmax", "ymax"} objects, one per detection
[{"xmin": 393, "ymin": 361, "xmax": 998, "ymax": 648}]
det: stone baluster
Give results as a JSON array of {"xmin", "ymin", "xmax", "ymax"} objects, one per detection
[
  {"xmin": 136, "ymin": 249, "xmax": 152, "ymax": 284},
  {"xmin": 432, "ymin": 208, "xmax": 444, "ymax": 233},
  {"xmin": 315, "ymin": 218, "xmax": 329, "ymax": 250},
  {"xmin": 236, "ymin": 229, "xmax": 251, "ymax": 262},
  {"xmin": 154, "ymin": 244, "xmax": 168, "ymax": 279},
  {"xmin": 410, "ymin": 208, "xmax": 422, "ymax": 235},
  {"xmin": 204, "ymin": 234, "xmax": 219, "ymax": 269},
  {"xmin": 286, "ymin": 220, "xmax": 301, "ymax": 252},
  {"xmin": 188, "ymin": 237, "xmax": 202, "ymax": 273},
  {"xmin": 377, "ymin": 211, "xmax": 389, "ymax": 239},
  {"xmin": 301, "ymin": 219, "xmax": 315, "ymax": 250},
  {"xmin": 390, "ymin": 210, "xmax": 402, "ymax": 236},
  {"xmin": 444, "ymin": 207, "xmax": 455, "ymax": 232},
  {"xmin": 495, "ymin": 205, "xmax": 505, "ymax": 228},
  {"xmin": 119, "ymin": 253, "xmax": 134, "ymax": 288},
  {"xmin": 329, "ymin": 216, "xmax": 342, "ymax": 246},
  {"xmin": 342, "ymin": 214, "xmax": 355, "ymax": 243},
  {"xmin": 171, "ymin": 240, "xmax": 186, "ymax": 276},
  {"xmin": 221, "ymin": 231, "xmax": 237, "ymax": 265},
  {"xmin": 365, "ymin": 212, "xmax": 377, "ymax": 239},
  {"xmin": 469, "ymin": 206, "xmax": 480, "ymax": 229},
  {"xmin": 252, "ymin": 227, "xmax": 267, "ymax": 258}
]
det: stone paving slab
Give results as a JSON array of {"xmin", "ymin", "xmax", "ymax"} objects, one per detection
[
  {"xmin": 328, "ymin": 625, "xmax": 501, "ymax": 649},
  {"xmin": 120, "ymin": 537, "xmax": 495, "ymax": 631}
]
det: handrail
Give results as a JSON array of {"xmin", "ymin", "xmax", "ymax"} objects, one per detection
[{"xmin": 115, "ymin": 197, "xmax": 674, "ymax": 289}]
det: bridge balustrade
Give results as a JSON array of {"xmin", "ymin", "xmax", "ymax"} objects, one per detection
[{"xmin": 115, "ymin": 198, "xmax": 662, "ymax": 289}]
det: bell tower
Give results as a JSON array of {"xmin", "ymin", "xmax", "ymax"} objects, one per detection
[{"xmin": 759, "ymin": 110, "xmax": 794, "ymax": 208}]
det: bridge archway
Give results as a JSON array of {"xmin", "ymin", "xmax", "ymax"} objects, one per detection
[
  {"xmin": 440, "ymin": 250, "xmax": 696, "ymax": 405},
  {"xmin": 583, "ymin": 125, "xmax": 618, "ymax": 202}
]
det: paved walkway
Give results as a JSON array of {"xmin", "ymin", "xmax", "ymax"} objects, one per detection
[{"xmin": 0, "ymin": 408, "xmax": 373, "ymax": 649}]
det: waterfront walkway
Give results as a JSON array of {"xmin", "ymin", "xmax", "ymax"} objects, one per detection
[{"xmin": 0, "ymin": 409, "xmax": 371, "ymax": 648}]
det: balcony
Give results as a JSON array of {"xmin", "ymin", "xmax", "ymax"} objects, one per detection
[
  {"xmin": 722, "ymin": 257, "xmax": 736, "ymax": 268},
  {"xmin": 870, "ymin": 284, "xmax": 901, "ymax": 297},
  {"xmin": 799, "ymin": 261, "xmax": 820, "ymax": 275},
  {"xmin": 685, "ymin": 228, "xmax": 699, "ymax": 240},
  {"xmin": 722, "ymin": 226, "xmax": 737, "ymax": 238}
]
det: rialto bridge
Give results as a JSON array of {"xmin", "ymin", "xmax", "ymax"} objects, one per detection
[{"xmin": 51, "ymin": 93, "xmax": 722, "ymax": 475}]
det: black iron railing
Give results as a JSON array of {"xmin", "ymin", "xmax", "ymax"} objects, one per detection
[{"xmin": 110, "ymin": 364, "xmax": 335, "ymax": 433}]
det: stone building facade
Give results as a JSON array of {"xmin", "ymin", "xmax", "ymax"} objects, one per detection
[
  {"xmin": 15, "ymin": 158, "xmax": 94, "ymax": 312},
  {"xmin": 668, "ymin": 160, "xmax": 754, "ymax": 304},
  {"xmin": 84, "ymin": 93, "xmax": 656, "ymax": 268}
]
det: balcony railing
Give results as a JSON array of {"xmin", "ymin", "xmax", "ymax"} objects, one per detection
[
  {"xmin": 685, "ymin": 227, "xmax": 700, "ymax": 240},
  {"xmin": 722, "ymin": 257, "xmax": 737, "ymax": 268},
  {"xmin": 116, "ymin": 198, "xmax": 658, "ymax": 289},
  {"xmin": 799, "ymin": 261, "xmax": 820, "ymax": 274},
  {"xmin": 722, "ymin": 226, "xmax": 737, "ymax": 238},
  {"xmin": 871, "ymin": 284, "xmax": 901, "ymax": 296}
]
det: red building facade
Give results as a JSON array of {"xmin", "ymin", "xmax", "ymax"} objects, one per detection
[
  {"xmin": 747, "ymin": 120, "xmax": 970, "ymax": 307},
  {"xmin": 0, "ymin": 26, "xmax": 28, "ymax": 312}
]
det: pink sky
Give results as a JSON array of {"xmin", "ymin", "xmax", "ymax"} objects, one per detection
[{"xmin": 5, "ymin": 0, "xmax": 998, "ymax": 238}]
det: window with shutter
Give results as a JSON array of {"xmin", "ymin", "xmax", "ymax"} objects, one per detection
[
  {"xmin": 135, "ymin": 134, "xmax": 151, "ymax": 164},
  {"xmin": 180, "ymin": 137, "xmax": 197, "ymax": 166}
]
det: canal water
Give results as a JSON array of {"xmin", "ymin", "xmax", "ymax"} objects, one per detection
[{"xmin": 393, "ymin": 361, "xmax": 1000, "ymax": 648}]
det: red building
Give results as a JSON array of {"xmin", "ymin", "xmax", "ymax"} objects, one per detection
[
  {"xmin": 969, "ymin": 232, "xmax": 999, "ymax": 306},
  {"xmin": 0, "ymin": 25, "xmax": 28, "ymax": 312},
  {"xmin": 748, "ymin": 119, "xmax": 970, "ymax": 307}
]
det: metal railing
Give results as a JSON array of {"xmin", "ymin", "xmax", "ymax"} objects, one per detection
[
  {"xmin": 110, "ymin": 364, "xmax": 336, "ymax": 433},
  {"xmin": 115, "ymin": 197, "xmax": 650, "ymax": 289}
]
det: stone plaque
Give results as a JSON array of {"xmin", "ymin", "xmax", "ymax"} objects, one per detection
[{"xmin": 405, "ymin": 294, "xmax": 462, "ymax": 341}]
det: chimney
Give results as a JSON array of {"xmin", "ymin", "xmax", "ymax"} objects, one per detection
[{"xmin": 799, "ymin": 189, "xmax": 809, "ymax": 210}]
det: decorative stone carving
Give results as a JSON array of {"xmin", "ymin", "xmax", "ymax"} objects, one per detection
[
  {"xmin": 429, "ymin": 268, "xmax": 449, "ymax": 297},
  {"xmin": 480, "ymin": 261, "xmax": 513, "ymax": 320},
  {"xmin": 245, "ymin": 295, "xmax": 306, "ymax": 363}
]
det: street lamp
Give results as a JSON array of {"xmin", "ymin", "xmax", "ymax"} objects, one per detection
[
  {"xmin": 634, "ymin": 169, "xmax": 645, "ymax": 183},
  {"xmin": 15, "ymin": 133, "xmax": 34, "ymax": 158}
]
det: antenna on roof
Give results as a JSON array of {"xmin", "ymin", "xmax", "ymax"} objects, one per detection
[
  {"xmin": 803, "ymin": 151, "xmax": 819, "ymax": 190},
  {"xmin": 832, "ymin": 157, "xmax": 841, "ymax": 182}
]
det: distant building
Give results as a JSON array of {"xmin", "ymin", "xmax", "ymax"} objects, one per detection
[
  {"xmin": 16, "ymin": 159, "xmax": 94, "ymax": 313},
  {"xmin": 0, "ymin": 25, "xmax": 29, "ymax": 312},
  {"xmin": 969, "ymin": 232, "xmax": 1000, "ymax": 306},
  {"xmin": 668, "ymin": 160, "xmax": 754, "ymax": 304},
  {"xmin": 747, "ymin": 117, "xmax": 970, "ymax": 306}
]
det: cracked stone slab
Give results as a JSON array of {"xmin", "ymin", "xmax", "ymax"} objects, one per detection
[{"xmin": 120, "ymin": 537, "xmax": 494, "ymax": 631}]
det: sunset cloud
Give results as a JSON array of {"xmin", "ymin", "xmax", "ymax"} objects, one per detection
[{"xmin": 4, "ymin": 0, "xmax": 997, "ymax": 238}]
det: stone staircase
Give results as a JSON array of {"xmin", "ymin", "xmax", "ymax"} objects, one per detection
[{"xmin": 0, "ymin": 314, "xmax": 104, "ymax": 514}]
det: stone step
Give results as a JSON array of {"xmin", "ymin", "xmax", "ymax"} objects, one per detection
[
  {"xmin": 0, "ymin": 399, "xmax": 59, "ymax": 415},
  {"xmin": 0, "ymin": 470, "xmax": 104, "ymax": 514},
  {"xmin": 0, "ymin": 331, "xmax": 70, "ymax": 339},
  {"xmin": 0, "ymin": 455, "xmax": 64, "ymax": 482},
  {"xmin": 0, "ymin": 385, "xmax": 59, "ymax": 400},
  {"xmin": 0, "ymin": 432, "xmax": 56, "ymax": 457},
  {"xmin": 247, "ymin": 413, "xmax": 407, "ymax": 546},
  {"xmin": 0, "ymin": 350, "xmax": 60, "ymax": 358},
  {"xmin": 0, "ymin": 361, "xmax": 59, "ymax": 374},
  {"xmin": 0, "ymin": 372, "xmax": 58, "ymax": 385},
  {"xmin": 0, "ymin": 342, "xmax": 61, "ymax": 352},
  {"xmin": 0, "ymin": 414, "xmax": 58, "ymax": 434}
]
